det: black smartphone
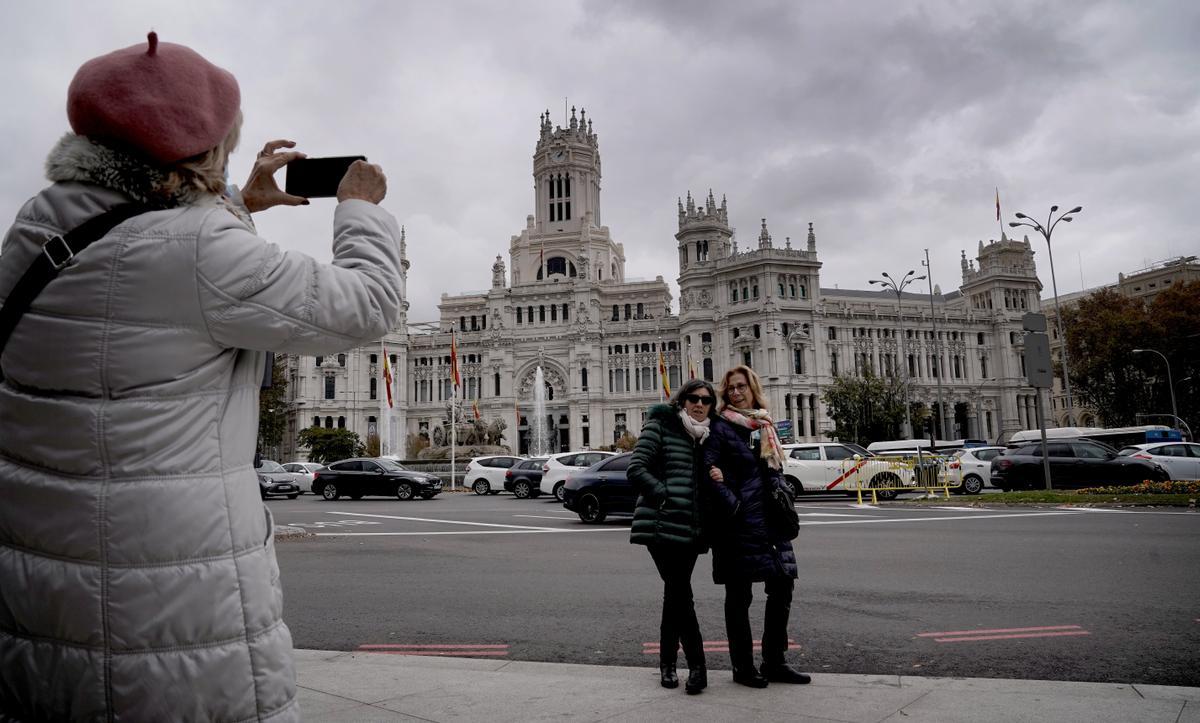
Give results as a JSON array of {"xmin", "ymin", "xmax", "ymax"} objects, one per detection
[{"xmin": 285, "ymin": 156, "xmax": 367, "ymax": 198}]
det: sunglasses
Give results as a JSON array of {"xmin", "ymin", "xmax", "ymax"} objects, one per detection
[{"xmin": 684, "ymin": 393, "xmax": 714, "ymax": 406}]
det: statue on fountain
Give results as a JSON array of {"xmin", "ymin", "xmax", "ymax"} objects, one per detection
[{"xmin": 417, "ymin": 399, "xmax": 513, "ymax": 459}]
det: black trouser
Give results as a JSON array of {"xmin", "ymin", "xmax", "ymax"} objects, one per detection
[
  {"xmin": 648, "ymin": 544, "xmax": 705, "ymax": 668},
  {"xmin": 724, "ymin": 576, "xmax": 794, "ymax": 670}
]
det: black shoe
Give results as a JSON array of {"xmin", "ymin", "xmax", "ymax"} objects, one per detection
[
  {"xmin": 660, "ymin": 663, "xmax": 679, "ymax": 689},
  {"xmin": 732, "ymin": 668, "xmax": 769, "ymax": 688},
  {"xmin": 761, "ymin": 662, "xmax": 811, "ymax": 684},
  {"xmin": 685, "ymin": 666, "xmax": 707, "ymax": 695}
]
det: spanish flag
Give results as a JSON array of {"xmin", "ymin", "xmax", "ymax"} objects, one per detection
[
  {"xmin": 995, "ymin": 187, "xmax": 1001, "ymax": 222},
  {"xmin": 688, "ymin": 358, "xmax": 697, "ymax": 381},
  {"xmin": 658, "ymin": 349, "xmax": 671, "ymax": 398},
  {"xmin": 381, "ymin": 344, "xmax": 394, "ymax": 408},
  {"xmin": 450, "ymin": 328, "xmax": 461, "ymax": 391},
  {"xmin": 472, "ymin": 400, "xmax": 481, "ymax": 421}
]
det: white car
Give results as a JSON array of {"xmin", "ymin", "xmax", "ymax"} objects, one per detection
[
  {"xmin": 465, "ymin": 455, "xmax": 525, "ymax": 495},
  {"xmin": 1118, "ymin": 442, "xmax": 1200, "ymax": 480},
  {"xmin": 539, "ymin": 451, "xmax": 617, "ymax": 501},
  {"xmin": 282, "ymin": 461, "xmax": 326, "ymax": 494},
  {"xmin": 781, "ymin": 443, "xmax": 927, "ymax": 501},
  {"xmin": 946, "ymin": 446, "xmax": 1007, "ymax": 494}
]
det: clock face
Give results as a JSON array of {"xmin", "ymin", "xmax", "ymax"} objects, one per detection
[{"xmin": 551, "ymin": 150, "xmax": 566, "ymax": 161}]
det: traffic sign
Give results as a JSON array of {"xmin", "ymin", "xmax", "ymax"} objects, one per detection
[{"xmin": 1023, "ymin": 332, "xmax": 1053, "ymax": 388}]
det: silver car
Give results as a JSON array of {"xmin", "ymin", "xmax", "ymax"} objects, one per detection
[
  {"xmin": 282, "ymin": 461, "xmax": 327, "ymax": 494},
  {"xmin": 1118, "ymin": 443, "xmax": 1200, "ymax": 481}
]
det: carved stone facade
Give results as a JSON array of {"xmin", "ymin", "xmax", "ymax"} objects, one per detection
[{"xmin": 277, "ymin": 111, "xmax": 1061, "ymax": 461}]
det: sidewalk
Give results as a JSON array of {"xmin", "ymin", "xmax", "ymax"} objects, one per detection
[{"xmin": 293, "ymin": 649, "xmax": 1200, "ymax": 722}]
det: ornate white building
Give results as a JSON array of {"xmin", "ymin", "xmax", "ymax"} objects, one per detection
[{"xmin": 278, "ymin": 109, "xmax": 1054, "ymax": 460}]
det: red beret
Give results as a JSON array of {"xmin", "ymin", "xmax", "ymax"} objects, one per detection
[{"xmin": 67, "ymin": 32, "xmax": 240, "ymax": 164}]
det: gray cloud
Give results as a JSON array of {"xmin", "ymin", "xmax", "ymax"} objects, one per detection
[{"xmin": 2, "ymin": 0, "xmax": 1196, "ymax": 322}]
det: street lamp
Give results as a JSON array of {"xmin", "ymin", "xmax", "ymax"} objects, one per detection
[
  {"xmin": 971, "ymin": 377, "xmax": 996, "ymax": 442},
  {"xmin": 921, "ymin": 249, "xmax": 947, "ymax": 439},
  {"xmin": 870, "ymin": 269, "xmax": 926, "ymax": 439},
  {"xmin": 1132, "ymin": 348, "xmax": 1178, "ymax": 430},
  {"xmin": 1010, "ymin": 205, "xmax": 1083, "ymax": 426}
]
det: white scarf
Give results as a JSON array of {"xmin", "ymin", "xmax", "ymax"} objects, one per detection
[{"xmin": 678, "ymin": 410, "xmax": 711, "ymax": 444}]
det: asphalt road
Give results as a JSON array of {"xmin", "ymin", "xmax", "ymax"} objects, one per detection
[{"xmin": 270, "ymin": 491, "xmax": 1200, "ymax": 686}]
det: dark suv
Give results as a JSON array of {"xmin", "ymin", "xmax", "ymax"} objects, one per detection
[
  {"xmin": 504, "ymin": 457, "xmax": 548, "ymax": 499},
  {"xmin": 991, "ymin": 439, "xmax": 1169, "ymax": 490},
  {"xmin": 313, "ymin": 458, "xmax": 443, "ymax": 500}
]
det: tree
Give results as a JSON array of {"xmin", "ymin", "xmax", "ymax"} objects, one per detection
[
  {"xmin": 1063, "ymin": 281, "xmax": 1200, "ymax": 430},
  {"xmin": 257, "ymin": 355, "xmax": 288, "ymax": 458},
  {"xmin": 820, "ymin": 370, "xmax": 908, "ymax": 446},
  {"xmin": 614, "ymin": 431, "xmax": 638, "ymax": 452},
  {"xmin": 297, "ymin": 427, "xmax": 365, "ymax": 464}
]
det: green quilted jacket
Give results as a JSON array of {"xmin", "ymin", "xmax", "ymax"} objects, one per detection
[{"xmin": 628, "ymin": 404, "xmax": 709, "ymax": 549}]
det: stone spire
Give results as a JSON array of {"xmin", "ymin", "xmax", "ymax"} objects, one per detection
[
  {"xmin": 758, "ymin": 218, "xmax": 772, "ymax": 249},
  {"xmin": 807, "ymin": 222, "xmax": 816, "ymax": 252},
  {"xmin": 569, "ymin": 105, "xmax": 578, "ymax": 130}
]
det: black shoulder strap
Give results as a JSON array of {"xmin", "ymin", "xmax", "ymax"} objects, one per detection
[{"xmin": 0, "ymin": 202, "xmax": 150, "ymax": 368}]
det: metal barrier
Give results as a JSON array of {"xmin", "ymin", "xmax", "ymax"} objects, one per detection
[{"xmin": 839, "ymin": 454, "xmax": 958, "ymax": 504}]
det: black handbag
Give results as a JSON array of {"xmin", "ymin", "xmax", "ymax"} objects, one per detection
[{"xmin": 766, "ymin": 473, "xmax": 800, "ymax": 541}]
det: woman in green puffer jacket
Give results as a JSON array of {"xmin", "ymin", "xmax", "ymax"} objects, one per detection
[{"xmin": 628, "ymin": 378, "xmax": 718, "ymax": 695}]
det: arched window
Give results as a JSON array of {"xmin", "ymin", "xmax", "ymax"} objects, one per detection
[
  {"xmin": 337, "ymin": 416, "xmax": 346, "ymax": 429},
  {"xmin": 517, "ymin": 307, "xmax": 523, "ymax": 324},
  {"xmin": 338, "ymin": 353, "xmax": 346, "ymax": 367},
  {"xmin": 624, "ymin": 304, "xmax": 631, "ymax": 320},
  {"xmin": 612, "ymin": 304, "xmax": 619, "ymax": 321},
  {"xmin": 312, "ymin": 416, "xmax": 320, "ymax": 428},
  {"xmin": 370, "ymin": 378, "xmax": 377, "ymax": 399},
  {"xmin": 324, "ymin": 416, "xmax": 334, "ymax": 429}
]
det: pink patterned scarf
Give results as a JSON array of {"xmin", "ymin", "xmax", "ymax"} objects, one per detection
[{"xmin": 721, "ymin": 406, "xmax": 786, "ymax": 471}]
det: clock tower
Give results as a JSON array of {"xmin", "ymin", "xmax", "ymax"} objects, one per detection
[{"xmin": 510, "ymin": 107, "xmax": 624, "ymax": 285}]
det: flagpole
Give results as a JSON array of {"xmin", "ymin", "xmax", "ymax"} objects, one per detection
[
  {"xmin": 380, "ymin": 342, "xmax": 388, "ymax": 456},
  {"xmin": 450, "ymin": 326, "xmax": 457, "ymax": 492}
]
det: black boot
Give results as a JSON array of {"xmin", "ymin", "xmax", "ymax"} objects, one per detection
[
  {"xmin": 732, "ymin": 665, "xmax": 768, "ymax": 688},
  {"xmin": 660, "ymin": 662, "xmax": 679, "ymax": 688},
  {"xmin": 685, "ymin": 665, "xmax": 707, "ymax": 694},
  {"xmin": 761, "ymin": 662, "xmax": 811, "ymax": 684}
]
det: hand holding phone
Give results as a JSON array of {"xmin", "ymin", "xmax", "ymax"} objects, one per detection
[
  {"xmin": 285, "ymin": 156, "xmax": 368, "ymax": 198},
  {"xmin": 336, "ymin": 160, "xmax": 387, "ymax": 205}
]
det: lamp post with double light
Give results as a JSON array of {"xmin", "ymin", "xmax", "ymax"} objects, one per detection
[
  {"xmin": 1132, "ymin": 348, "xmax": 1178, "ymax": 431},
  {"xmin": 1010, "ymin": 205, "xmax": 1082, "ymax": 426},
  {"xmin": 870, "ymin": 269, "xmax": 926, "ymax": 439}
]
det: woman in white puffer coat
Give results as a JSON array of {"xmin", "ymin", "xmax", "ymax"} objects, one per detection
[{"xmin": 0, "ymin": 32, "xmax": 404, "ymax": 721}]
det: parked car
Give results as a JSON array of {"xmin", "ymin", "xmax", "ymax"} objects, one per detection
[
  {"xmin": 1118, "ymin": 442, "xmax": 1200, "ymax": 480},
  {"xmin": 946, "ymin": 446, "xmax": 1007, "ymax": 494},
  {"xmin": 282, "ymin": 461, "xmax": 326, "ymax": 493},
  {"xmin": 991, "ymin": 440, "xmax": 1170, "ymax": 490},
  {"xmin": 562, "ymin": 453, "xmax": 635, "ymax": 523},
  {"xmin": 781, "ymin": 443, "xmax": 924, "ymax": 500},
  {"xmin": 504, "ymin": 457, "xmax": 548, "ymax": 498},
  {"xmin": 539, "ymin": 451, "xmax": 617, "ymax": 501},
  {"xmin": 465, "ymin": 455, "xmax": 525, "ymax": 495},
  {"xmin": 255, "ymin": 459, "xmax": 300, "ymax": 499},
  {"xmin": 313, "ymin": 458, "xmax": 443, "ymax": 500}
]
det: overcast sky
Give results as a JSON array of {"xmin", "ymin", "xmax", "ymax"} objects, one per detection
[{"xmin": 3, "ymin": 1, "xmax": 1197, "ymax": 322}]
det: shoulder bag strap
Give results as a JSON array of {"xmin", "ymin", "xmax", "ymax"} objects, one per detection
[{"xmin": 0, "ymin": 202, "xmax": 150, "ymax": 370}]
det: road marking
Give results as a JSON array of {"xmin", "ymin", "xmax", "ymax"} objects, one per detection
[
  {"xmin": 926, "ymin": 506, "xmax": 989, "ymax": 511},
  {"xmin": 798, "ymin": 512, "xmax": 877, "ymax": 518},
  {"xmin": 643, "ymin": 640, "xmax": 795, "ymax": 654},
  {"xmin": 313, "ymin": 528, "xmax": 629, "ymax": 536},
  {"xmin": 917, "ymin": 625, "xmax": 1090, "ymax": 644},
  {"xmin": 933, "ymin": 630, "xmax": 1091, "ymax": 643},
  {"xmin": 513, "ymin": 514, "xmax": 578, "ymax": 520},
  {"xmin": 917, "ymin": 625, "xmax": 1082, "ymax": 638},
  {"xmin": 327, "ymin": 511, "xmax": 557, "ymax": 531},
  {"xmin": 1057, "ymin": 507, "xmax": 1200, "ymax": 516},
  {"xmin": 360, "ymin": 644, "xmax": 509, "ymax": 649},
  {"xmin": 797, "ymin": 511, "xmax": 1079, "ymax": 526}
]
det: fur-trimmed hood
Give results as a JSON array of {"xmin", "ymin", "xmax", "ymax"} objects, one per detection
[{"xmin": 44, "ymin": 133, "xmax": 210, "ymax": 207}]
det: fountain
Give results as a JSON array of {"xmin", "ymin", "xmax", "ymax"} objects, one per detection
[{"xmin": 532, "ymin": 366, "xmax": 547, "ymax": 455}]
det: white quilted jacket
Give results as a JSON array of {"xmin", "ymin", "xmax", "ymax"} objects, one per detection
[{"xmin": 0, "ymin": 136, "xmax": 405, "ymax": 721}]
